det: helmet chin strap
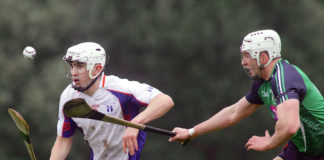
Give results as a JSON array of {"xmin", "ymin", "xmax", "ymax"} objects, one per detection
[{"xmin": 72, "ymin": 71, "xmax": 103, "ymax": 92}]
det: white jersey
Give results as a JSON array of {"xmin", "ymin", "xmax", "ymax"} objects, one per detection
[{"xmin": 57, "ymin": 73, "xmax": 162, "ymax": 160}]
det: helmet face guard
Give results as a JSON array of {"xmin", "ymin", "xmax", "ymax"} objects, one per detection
[
  {"xmin": 63, "ymin": 42, "xmax": 106, "ymax": 92},
  {"xmin": 240, "ymin": 30, "xmax": 281, "ymax": 67}
]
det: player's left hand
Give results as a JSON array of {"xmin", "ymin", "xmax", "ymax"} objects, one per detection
[
  {"xmin": 122, "ymin": 127, "xmax": 139, "ymax": 156},
  {"xmin": 245, "ymin": 130, "xmax": 271, "ymax": 151},
  {"xmin": 168, "ymin": 127, "xmax": 190, "ymax": 142}
]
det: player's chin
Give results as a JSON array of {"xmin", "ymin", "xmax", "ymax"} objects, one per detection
[
  {"xmin": 73, "ymin": 81, "xmax": 83, "ymax": 87},
  {"xmin": 248, "ymin": 71, "xmax": 259, "ymax": 79}
]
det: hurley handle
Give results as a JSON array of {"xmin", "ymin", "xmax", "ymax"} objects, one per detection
[{"xmin": 144, "ymin": 125, "xmax": 176, "ymax": 137}]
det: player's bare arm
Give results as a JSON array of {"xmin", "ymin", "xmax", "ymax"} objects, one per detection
[
  {"xmin": 169, "ymin": 97, "xmax": 261, "ymax": 142},
  {"xmin": 245, "ymin": 99, "xmax": 300, "ymax": 151},
  {"xmin": 50, "ymin": 135, "xmax": 73, "ymax": 160},
  {"xmin": 123, "ymin": 93, "xmax": 174, "ymax": 155},
  {"xmin": 131, "ymin": 94, "xmax": 174, "ymax": 125}
]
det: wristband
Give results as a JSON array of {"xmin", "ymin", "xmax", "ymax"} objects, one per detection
[{"xmin": 188, "ymin": 128, "xmax": 195, "ymax": 137}]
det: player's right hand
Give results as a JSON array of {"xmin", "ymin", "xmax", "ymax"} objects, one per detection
[
  {"xmin": 122, "ymin": 127, "xmax": 139, "ymax": 156},
  {"xmin": 168, "ymin": 127, "xmax": 190, "ymax": 142}
]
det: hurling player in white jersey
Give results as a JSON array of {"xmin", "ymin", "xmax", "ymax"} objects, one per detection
[{"xmin": 50, "ymin": 42, "xmax": 174, "ymax": 160}]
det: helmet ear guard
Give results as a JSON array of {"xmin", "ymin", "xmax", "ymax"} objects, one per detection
[
  {"xmin": 240, "ymin": 30, "xmax": 281, "ymax": 67},
  {"xmin": 88, "ymin": 63, "xmax": 103, "ymax": 79}
]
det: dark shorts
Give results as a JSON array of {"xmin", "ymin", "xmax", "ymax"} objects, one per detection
[{"xmin": 278, "ymin": 141, "xmax": 324, "ymax": 160}]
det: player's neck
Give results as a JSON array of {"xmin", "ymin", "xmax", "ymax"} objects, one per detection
[
  {"xmin": 261, "ymin": 59, "xmax": 280, "ymax": 81},
  {"xmin": 83, "ymin": 77, "xmax": 101, "ymax": 96}
]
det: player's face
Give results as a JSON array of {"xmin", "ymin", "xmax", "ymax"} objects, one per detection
[
  {"xmin": 69, "ymin": 61, "xmax": 91, "ymax": 88},
  {"xmin": 241, "ymin": 51, "xmax": 261, "ymax": 79}
]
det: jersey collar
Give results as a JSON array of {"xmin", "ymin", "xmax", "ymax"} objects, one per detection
[
  {"xmin": 99, "ymin": 72, "xmax": 106, "ymax": 88},
  {"xmin": 270, "ymin": 59, "xmax": 283, "ymax": 78}
]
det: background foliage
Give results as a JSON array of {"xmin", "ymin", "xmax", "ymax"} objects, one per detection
[{"xmin": 1, "ymin": 0, "xmax": 323, "ymax": 159}]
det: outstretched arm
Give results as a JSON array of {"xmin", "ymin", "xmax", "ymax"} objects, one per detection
[
  {"xmin": 130, "ymin": 93, "xmax": 174, "ymax": 125},
  {"xmin": 50, "ymin": 135, "xmax": 73, "ymax": 160},
  {"xmin": 169, "ymin": 97, "xmax": 261, "ymax": 142},
  {"xmin": 123, "ymin": 93, "xmax": 174, "ymax": 155},
  {"xmin": 245, "ymin": 99, "xmax": 300, "ymax": 151}
]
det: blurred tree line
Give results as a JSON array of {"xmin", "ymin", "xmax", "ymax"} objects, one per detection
[{"xmin": 1, "ymin": 0, "xmax": 323, "ymax": 159}]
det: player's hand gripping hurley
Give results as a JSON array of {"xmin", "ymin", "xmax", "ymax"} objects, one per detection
[
  {"xmin": 63, "ymin": 98, "xmax": 176, "ymax": 137},
  {"xmin": 8, "ymin": 108, "xmax": 37, "ymax": 160}
]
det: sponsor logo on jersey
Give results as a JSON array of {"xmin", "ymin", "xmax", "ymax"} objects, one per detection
[
  {"xmin": 270, "ymin": 105, "xmax": 278, "ymax": 121},
  {"xmin": 106, "ymin": 104, "xmax": 114, "ymax": 113},
  {"xmin": 102, "ymin": 102, "xmax": 119, "ymax": 116},
  {"xmin": 91, "ymin": 104, "xmax": 100, "ymax": 109},
  {"xmin": 261, "ymin": 91, "xmax": 269, "ymax": 97},
  {"xmin": 146, "ymin": 86, "xmax": 154, "ymax": 92}
]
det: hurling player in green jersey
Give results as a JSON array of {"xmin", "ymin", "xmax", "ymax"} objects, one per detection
[{"xmin": 169, "ymin": 29, "xmax": 324, "ymax": 160}]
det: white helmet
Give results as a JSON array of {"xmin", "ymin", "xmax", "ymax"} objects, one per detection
[
  {"xmin": 240, "ymin": 29, "xmax": 281, "ymax": 67},
  {"xmin": 63, "ymin": 42, "xmax": 106, "ymax": 79}
]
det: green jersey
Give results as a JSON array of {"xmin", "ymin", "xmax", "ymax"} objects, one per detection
[{"xmin": 246, "ymin": 59, "xmax": 324, "ymax": 156}]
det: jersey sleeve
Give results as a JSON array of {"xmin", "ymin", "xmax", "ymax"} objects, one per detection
[
  {"xmin": 57, "ymin": 86, "xmax": 77, "ymax": 137},
  {"xmin": 245, "ymin": 80, "xmax": 264, "ymax": 105},
  {"xmin": 270, "ymin": 61, "xmax": 306, "ymax": 105},
  {"xmin": 107, "ymin": 76, "xmax": 162, "ymax": 104},
  {"xmin": 128, "ymin": 81, "xmax": 162, "ymax": 104}
]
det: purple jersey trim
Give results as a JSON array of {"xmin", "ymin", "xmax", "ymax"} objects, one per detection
[
  {"xmin": 245, "ymin": 80, "xmax": 264, "ymax": 104},
  {"xmin": 107, "ymin": 89, "xmax": 148, "ymax": 120},
  {"xmin": 279, "ymin": 141, "xmax": 324, "ymax": 160},
  {"xmin": 89, "ymin": 140, "xmax": 94, "ymax": 160},
  {"xmin": 245, "ymin": 60, "xmax": 306, "ymax": 106},
  {"xmin": 108, "ymin": 89, "xmax": 148, "ymax": 160},
  {"xmin": 271, "ymin": 60, "xmax": 306, "ymax": 105},
  {"xmin": 61, "ymin": 116, "xmax": 77, "ymax": 138},
  {"xmin": 129, "ymin": 131, "xmax": 146, "ymax": 160}
]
